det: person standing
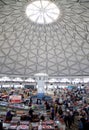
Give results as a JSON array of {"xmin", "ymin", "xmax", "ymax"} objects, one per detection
[
  {"xmin": 38, "ymin": 121, "xmax": 42, "ymax": 130},
  {"xmin": 78, "ymin": 119, "xmax": 83, "ymax": 130},
  {"xmin": 50, "ymin": 106, "xmax": 55, "ymax": 120},
  {"xmin": 0, "ymin": 120, "xmax": 3, "ymax": 130}
]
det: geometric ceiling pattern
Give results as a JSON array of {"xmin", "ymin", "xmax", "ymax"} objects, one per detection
[{"xmin": 0, "ymin": 0, "xmax": 89, "ymax": 77}]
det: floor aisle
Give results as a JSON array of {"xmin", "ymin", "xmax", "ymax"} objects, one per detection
[{"xmin": 66, "ymin": 118, "xmax": 78, "ymax": 130}]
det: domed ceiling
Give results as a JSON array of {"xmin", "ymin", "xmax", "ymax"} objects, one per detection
[{"xmin": 0, "ymin": 0, "xmax": 89, "ymax": 77}]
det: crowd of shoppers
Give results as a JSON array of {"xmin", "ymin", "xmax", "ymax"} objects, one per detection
[{"xmin": 44, "ymin": 86, "xmax": 89, "ymax": 130}]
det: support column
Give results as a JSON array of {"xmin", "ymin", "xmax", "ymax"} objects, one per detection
[{"xmin": 34, "ymin": 73, "xmax": 48, "ymax": 99}]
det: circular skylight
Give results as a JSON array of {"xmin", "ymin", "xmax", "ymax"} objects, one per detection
[{"xmin": 26, "ymin": 0, "xmax": 60, "ymax": 24}]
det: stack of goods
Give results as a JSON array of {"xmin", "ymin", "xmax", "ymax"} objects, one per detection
[
  {"xmin": 42, "ymin": 120, "xmax": 54, "ymax": 130},
  {"xmin": 8, "ymin": 120, "xmax": 30, "ymax": 130},
  {"xmin": 17, "ymin": 125, "xmax": 29, "ymax": 130}
]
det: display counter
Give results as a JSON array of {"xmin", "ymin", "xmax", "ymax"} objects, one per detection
[
  {"xmin": 31, "ymin": 120, "xmax": 66, "ymax": 130},
  {"xmin": 3, "ymin": 123, "xmax": 10, "ymax": 130},
  {"xmin": 0, "ymin": 100, "xmax": 46, "ymax": 113}
]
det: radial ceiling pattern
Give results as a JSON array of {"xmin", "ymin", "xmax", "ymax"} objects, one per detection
[
  {"xmin": 0, "ymin": 0, "xmax": 89, "ymax": 77},
  {"xmin": 26, "ymin": 0, "xmax": 60, "ymax": 24}
]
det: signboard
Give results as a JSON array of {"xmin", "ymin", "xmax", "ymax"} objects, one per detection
[{"xmin": 9, "ymin": 95, "xmax": 22, "ymax": 103}]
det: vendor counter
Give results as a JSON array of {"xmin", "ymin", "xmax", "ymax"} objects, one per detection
[
  {"xmin": 32, "ymin": 120, "xmax": 65, "ymax": 130},
  {"xmin": 3, "ymin": 120, "xmax": 66, "ymax": 130}
]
